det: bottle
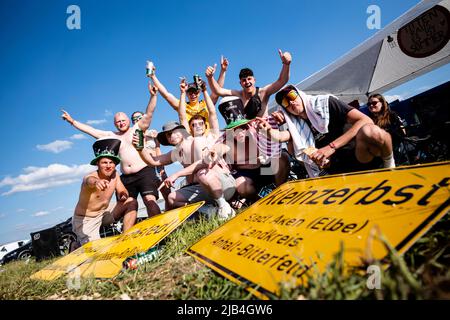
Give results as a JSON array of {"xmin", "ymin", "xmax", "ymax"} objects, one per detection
[
  {"xmin": 193, "ymin": 74, "xmax": 202, "ymax": 91},
  {"xmin": 135, "ymin": 128, "xmax": 144, "ymax": 150},
  {"xmin": 146, "ymin": 60, "xmax": 154, "ymax": 77},
  {"xmin": 122, "ymin": 247, "xmax": 161, "ymax": 270}
]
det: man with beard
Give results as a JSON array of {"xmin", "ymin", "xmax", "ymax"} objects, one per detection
[
  {"xmin": 206, "ymin": 49, "xmax": 291, "ymax": 119},
  {"xmin": 61, "ymin": 83, "xmax": 160, "ymax": 228},
  {"xmin": 72, "ymin": 138, "xmax": 129, "ymax": 247}
]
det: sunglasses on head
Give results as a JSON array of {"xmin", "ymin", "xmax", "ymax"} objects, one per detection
[{"xmin": 281, "ymin": 90, "xmax": 299, "ymax": 108}]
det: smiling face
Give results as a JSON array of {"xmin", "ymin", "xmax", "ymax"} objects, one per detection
[
  {"xmin": 166, "ymin": 128, "xmax": 185, "ymax": 146},
  {"xmin": 368, "ymin": 97, "xmax": 383, "ymax": 115},
  {"xmin": 114, "ymin": 112, "xmax": 130, "ymax": 132},
  {"xmin": 239, "ymin": 76, "xmax": 256, "ymax": 94},
  {"xmin": 187, "ymin": 88, "xmax": 200, "ymax": 103},
  {"xmin": 189, "ymin": 116, "xmax": 206, "ymax": 137},
  {"xmin": 97, "ymin": 157, "xmax": 116, "ymax": 178}
]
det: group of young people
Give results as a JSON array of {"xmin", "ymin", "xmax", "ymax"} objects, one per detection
[{"xmin": 62, "ymin": 50, "xmax": 399, "ymax": 247}]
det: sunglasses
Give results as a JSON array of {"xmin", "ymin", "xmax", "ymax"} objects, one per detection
[
  {"xmin": 132, "ymin": 115, "xmax": 143, "ymax": 123},
  {"xmin": 281, "ymin": 90, "xmax": 299, "ymax": 108},
  {"xmin": 368, "ymin": 100, "xmax": 380, "ymax": 106}
]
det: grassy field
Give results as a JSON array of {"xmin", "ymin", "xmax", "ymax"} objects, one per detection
[{"xmin": 0, "ymin": 212, "xmax": 448, "ymax": 300}]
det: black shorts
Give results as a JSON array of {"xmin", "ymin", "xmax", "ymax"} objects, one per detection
[
  {"xmin": 232, "ymin": 164, "xmax": 276, "ymax": 192},
  {"xmin": 120, "ymin": 166, "xmax": 160, "ymax": 200}
]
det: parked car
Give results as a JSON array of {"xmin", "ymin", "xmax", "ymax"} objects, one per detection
[
  {"xmin": 0, "ymin": 239, "xmax": 30, "ymax": 261},
  {"xmin": 0, "ymin": 214, "xmax": 139, "ymax": 265},
  {"xmin": 0, "ymin": 240, "xmax": 33, "ymax": 265}
]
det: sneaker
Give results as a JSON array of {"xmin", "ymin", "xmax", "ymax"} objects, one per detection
[{"xmin": 217, "ymin": 201, "xmax": 236, "ymax": 220}]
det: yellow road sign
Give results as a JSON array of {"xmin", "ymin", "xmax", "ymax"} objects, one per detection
[
  {"xmin": 31, "ymin": 202, "xmax": 204, "ymax": 280},
  {"xmin": 187, "ymin": 163, "xmax": 450, "ymax": 299}
]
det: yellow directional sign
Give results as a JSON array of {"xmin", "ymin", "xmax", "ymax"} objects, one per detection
[
  {"xmin": 187, "ymin": 162, "xmax": 450, "ymax": 299},
  {"xmin": 31, "ymin": 202, "xmax": 204, "ymax": 280},
  {"xmin": 30, "ymin": 236, "xmax": 119, "ymax": 281}
]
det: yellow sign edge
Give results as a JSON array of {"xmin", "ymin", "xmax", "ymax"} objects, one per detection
[{"xmin": 186, "ymin": 162, "xmax": 450, "ymax": 298}]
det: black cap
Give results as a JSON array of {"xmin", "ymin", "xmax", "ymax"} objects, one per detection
[{"xmin": 275, "ymin": 85, "xmax": 298, "ymax": 107}]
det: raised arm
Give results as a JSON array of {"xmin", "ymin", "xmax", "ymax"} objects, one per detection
[
  {"xmin": 138, "ymin": 82, "xmax": 158, "ymax": 131},
  {"xmin": 201, "ymin": 80, "xmax": 220, "ymax": 135},
  {"xmin": 149, "ymin": 65, "xmax": 180, "ymax": 110},
  {"xmin": 210, "ymin": 56, "xmax": 229, "ymax": 104},
  {"xmin": 61, "ymin": 109, "xmax": 111, "ymax": 139},
  {"xmin": 261, "ymin": 49, "xmax": 292, "ymax": 96},
  {"xmin": 177, "ymin": 78, "xmax": 189, "ymax": 131},
  {"xmin": 205, "ymin": 64, "xmax": 241, "ymax": 98}
]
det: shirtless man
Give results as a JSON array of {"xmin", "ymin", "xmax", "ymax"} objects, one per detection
[
  {"xmin": 133, "ymin": 81, "xmax": 236, "ymax": 218},
  {"xmin": 72, "ymin": 138, "xmax": 129, "ymax": 247},
  {"xmin": 210, "ymin": 97, "xmax": 290, "ymax": 203},
  {"xmin": 149, "ymin": 56, "xmax": 229, "ymax": 126},
  {"xmin": 206, "ymin": 49, "xmax": 291, "ymax": 119},
  {"xmin": 62, "ymin": 82, "xmax": 160, "ymax": 225},
  {"xmin": 130, "ymin": 111, "xmax": 170, "ymax": 209}
]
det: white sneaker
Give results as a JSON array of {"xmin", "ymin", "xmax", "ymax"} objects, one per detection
[{"xmin": 217, "ymin": 201, "xmax": 236, "ymax": 220}]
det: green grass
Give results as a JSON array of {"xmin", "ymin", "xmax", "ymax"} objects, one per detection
[{"xmin": 0, "ymin": 213, "xmax": 448, "ymax": 300}]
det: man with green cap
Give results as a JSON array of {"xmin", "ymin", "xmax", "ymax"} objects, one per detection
[{"xmin": 71, "ymin": 138, "xmax": 132, "ymax": 248}]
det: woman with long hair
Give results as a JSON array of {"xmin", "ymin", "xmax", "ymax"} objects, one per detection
[{"xmin": 367, "ymin": 93, "xmax": 406, "ymax": 163}]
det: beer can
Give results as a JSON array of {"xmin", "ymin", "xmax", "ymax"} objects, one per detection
[
  {"xmin": 122, "ymin": 247, "xmax": 161, "ymax": 270},
  {"xmin": 146, "ymin": 60, "xmax": 154, "ymax": 77},
  {"xmin": 135, "ymin": 129, "xmax": 144, "ymax": 150},
  {"xmin": 193, "ymin": 74, "xmax": 201, "ymax": 90},
  {"xmin": 123, "ymin": 257, "xmax": 138, "ymax": 270}
]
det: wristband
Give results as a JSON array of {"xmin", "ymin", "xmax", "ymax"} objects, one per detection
[{"xmin": 329, "ymin": 142, "xmax": 337, "ymax": 149}]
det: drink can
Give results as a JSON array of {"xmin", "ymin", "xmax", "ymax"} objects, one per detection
[
  {"xmin": 135, "ymin": 129, "xmax": 144, "ymax": 150},
  {"xmin": 123, "ymin": 257, "xmax": 138, "ymax": 270},
  {"xmin": 193, "ymin": 74, "xmax": 201, "ymax": 90},
  {"xmin": 122, "ymin": 247, "xmax": 161, "ymax": 270},
  {"xmin": 146, "ymin": 60, "xmax": 154, "ymax": 77}
]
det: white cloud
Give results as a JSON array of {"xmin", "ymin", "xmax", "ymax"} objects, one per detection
[
  {"xmin": 16, "ymin": 208, "xmax": 25, "ymax": 213},
  {"xmin": 36, "ymin": 140, "xmax": 73, "ymax": 153},
  {"xmin": 86, "ymin": 119, "xmax": 107, "ymax": 125},
  {"xmin": 104, "ymin": 109, "xmax": 113, "ymax": 117},
  {"xmin": 33, "ymin": 211, "xmax": 50, "ymax": 217},
  {"xmin": 70, "ymin": 133, "xmax": 87, "ymax": 140},
  {"xmin": 0, "ymin": 163, "xmax": 95, "ymax": 196},
  {"xmin": 384, "ymin": 95, "xmax": 403, "ymax": 103}
]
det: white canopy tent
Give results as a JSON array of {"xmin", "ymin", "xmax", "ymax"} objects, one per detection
[{"xmin": 270, "ymin": 0, "xmax": 450, "ymax": 108}]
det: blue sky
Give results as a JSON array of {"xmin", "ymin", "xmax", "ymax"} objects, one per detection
[{"xmin": 0, "ymin": 0, "xmax": 448, "ymax": 244}]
